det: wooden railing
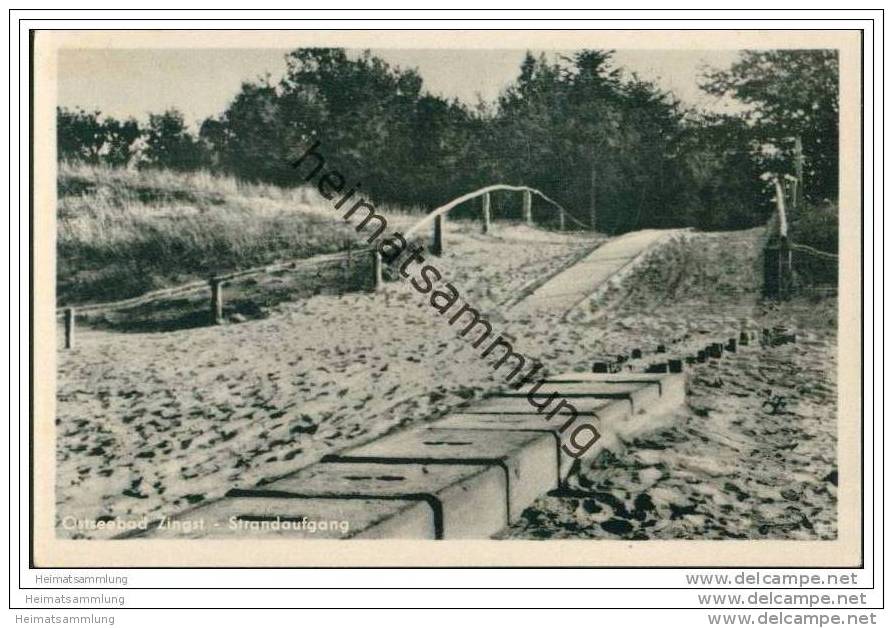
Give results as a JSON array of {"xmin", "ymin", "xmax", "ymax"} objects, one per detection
[
  {"xmin": 57, "ymin": 248, "xmax": 377, "ymax": 348},
  {"xmin": 404, "ymin": 184, "xmax": 587, "ymax": 253},
  {"xmin": 763, "ymin": 176, "xmax": 793, "ymax": 299},
  {"xmin": 764, "ymin": 174, "xmax": 838, "ymax": 299}
]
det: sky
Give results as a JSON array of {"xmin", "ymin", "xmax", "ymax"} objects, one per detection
[{"xmin": 57, "ymin": 48, "xmax": 743, "ymax": 128}]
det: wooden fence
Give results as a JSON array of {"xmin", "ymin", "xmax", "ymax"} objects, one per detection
[
  {"xmin": 763, "ymin": 174, "xmax": 839, "ymax": 299},
  {"xmin": 58, "ymin": 184, "xmax": 580, "ymax": 348},
  {"xmin": 58, "ymin": 248, "xmax": 380, "ymax": 348}
]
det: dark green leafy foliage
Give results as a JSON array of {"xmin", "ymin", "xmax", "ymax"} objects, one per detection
[
  {"xmin": 701, "ymin": 50, "xmax": 839, "ymax": 203},
  {"xmin": 57, "ymin": 107, "xmax": 141, "ymax": 166},
  {"xmin": 142, "ymin": 110, "xmax": 207, "ymax": 172},
  {"xmin": 58, "ymin": 48, "xmax": 838, "ymax": 234}
]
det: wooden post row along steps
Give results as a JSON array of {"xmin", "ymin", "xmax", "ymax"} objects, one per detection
[{"xmin": 127, "ymin": 372, "xmax": 686, "ymax": 540}]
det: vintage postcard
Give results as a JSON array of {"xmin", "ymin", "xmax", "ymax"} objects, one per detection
[{"xmin": 30, "ymin": 29, "xmax": 863, "ymax": 567}]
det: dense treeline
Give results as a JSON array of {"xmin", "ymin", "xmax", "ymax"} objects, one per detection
[{"xmin": 57, "ymin": 48, "xmax": 839, "ymax": 233}]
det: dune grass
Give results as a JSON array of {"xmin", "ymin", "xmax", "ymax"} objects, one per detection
[
  {"xmin": 786, "ymin": 202, "xmax": 839, "ymax": 288},
  {"xmin": 57, "ymin": 163, "xmax": 430, "ymax": 305},
  {"xmin": 788, "ymin": 202, "xmax": 838, "ymax": 255}
]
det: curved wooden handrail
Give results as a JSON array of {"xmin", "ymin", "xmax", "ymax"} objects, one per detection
[{"xmin": 404, "ymin": 183, "xmax": 585, "ymax": 237}]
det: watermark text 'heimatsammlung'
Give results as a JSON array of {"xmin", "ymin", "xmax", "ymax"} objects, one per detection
[{"xmin": 291, "ymin": 139, "xmax": 599, "ymax": 458}]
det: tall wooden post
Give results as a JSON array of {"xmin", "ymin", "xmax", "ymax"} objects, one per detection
[
  {"xmin": 210, "ymin": 279, "xmax": 224, "ymax": 325},
  {"xmin": 64, "ymin": 307, "xmax": 75, "ymax": 350},
  {"xmin": 372, "ymin": 250, "xmax": 383, "ymax": 291},
  {"xmin": 558, "ymin": 209, "xmax": 566, "ymax": 232},
  {"xmin": 765, "ymin": 175, "xmax": 792, "ymax": 300},
  {"xmin": 432, "ymin": 214, "xmax": 444, "ymax": 256},
  {"xmin": 522, "ymin": 190, "xmax": 532, "ymax": 225},
  {"xmin": 763, "ymin": 246, "xmax": 776, "ymax": 298},
  {"xmin": 343, "ymin": 240, "xmax": 353, "ymax": 290},
  {"xmin": 481, "ymin": 192, "xmax": 491, "ymax": 234},
  {"xmin": 589, "ymin": 158, "xmax": 597, "ymax": 230},
  {"xmin": 779, "ymin": 236, "xmax": 792, "ymax": 298},
  {"xmin": 794, "ymin": 136, "xmax": 804, "ymax": 209}
]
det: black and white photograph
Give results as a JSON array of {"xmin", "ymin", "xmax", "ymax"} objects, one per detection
[{"xmin": 29, "ymin": 28, "xmax": 863, "ymax": 568}]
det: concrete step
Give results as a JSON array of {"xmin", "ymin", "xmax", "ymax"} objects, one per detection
[
  {"xmin": 323, "ymin": 428, "xmax": 559, "ymax": 522},
  {"xmin": 544, "ymin": 372, "xmax": 687, "ymax": 438},
  {"xmin": 433, "ymin": 413, "xmax": 582, "ymax": 478}
]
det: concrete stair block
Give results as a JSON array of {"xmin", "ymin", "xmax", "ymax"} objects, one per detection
[
  {"xmin": 545, "ymin": 372, "xmax": 686, "ymax": 410},
  {"xmin": 503, "ymin": 380, "xmax": 661, "ymax": 413},
  {"xmin": 469, "ymin": 394, "xmax": 618, "ymax": 415},
  {"xmin": 433, "ymin": 413, "xmax": 578, "ymax": 478},
  {"xmin": 324, "ymin": 428, "xmax": 558, "ymax": 521},
  {"xmin": 462, "ymin": 394, "xmax": 632, "ymax": 435}
]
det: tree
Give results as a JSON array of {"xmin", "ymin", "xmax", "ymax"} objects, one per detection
[
  {"xmin": 57, "ymin": 108, "xmax": 107, "ymax": 163},
  {"xmin": 677, "ymin": 112, "xmax": 771, "ymax": 230},
  {"xmin": 701, "ymin": 50, "xmax": 839, "ymax": 202},
  {"xmin": 56, "ymin": 47, "xmax": 785, "ymax": 235},
  {"xmin": 102, "ymin": 117, "xmax": 141, "ymax": 167},
  {"xmin": 57, "ymin": 107, "xmax": 141, "ymax": 166},
  {"xmin": 564, "ymin": 50, "xmax": 624, "ymax": 229},
  {"xmin": 201, "ymin": 79, "xmax": 293, "ymax": 183},
  {"xmin": 491, "ymin": 50, "xmax": 696, "ymax": 232},
  {"xmin": 277, "ymin": 49, "xmax": 424, "ymax": 200},
  {"xmin": 408, "ymin": 95, "xmax": 479, "ymax": 205},
  {"xmin": 142, "ymin": 109, "xmax": 205, "ymax": 171}
]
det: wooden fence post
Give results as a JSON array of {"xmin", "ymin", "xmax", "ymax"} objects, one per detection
[
  {"xmin": 209, "ymin": 279, "xmax": 224, "ymax": 325},
  {"xmin": 794, "ymin": 136, "xmax": 804, "ymax": 210},
  {"xmin": 481, "ymin": 192, "xmax": 491, "ymax": 234},
  {"xmin": 558, "ymin": 209, "xmax": 566, "ymax": 231},
  {"xmin": 344, "ymin": 241, "xmax": 353, "ymax": 291},
  {"xmin": 64, "ymin": 307, "xmax": 75, "ymax": 349},
  {"xmin": 372, "ymin": 250, "xmax": 383, "ymax": 291},
  {"xmin": 764, "ymin": 175, "xmax": 792, "ymax": 300},
  {"xmin": 522, "ymin": 190, "xmax": 532, "ymax": 225},
  {"xmin": 589, "ymin": 162, "xmax": 597, "ymax": 230},
  {"xmin": 432, "ymin": 214, "xmax": 444, "ymax": 256},
  {"xmin": 764, "ymin": 245, "xmax": 780, "ymax": 298}
]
